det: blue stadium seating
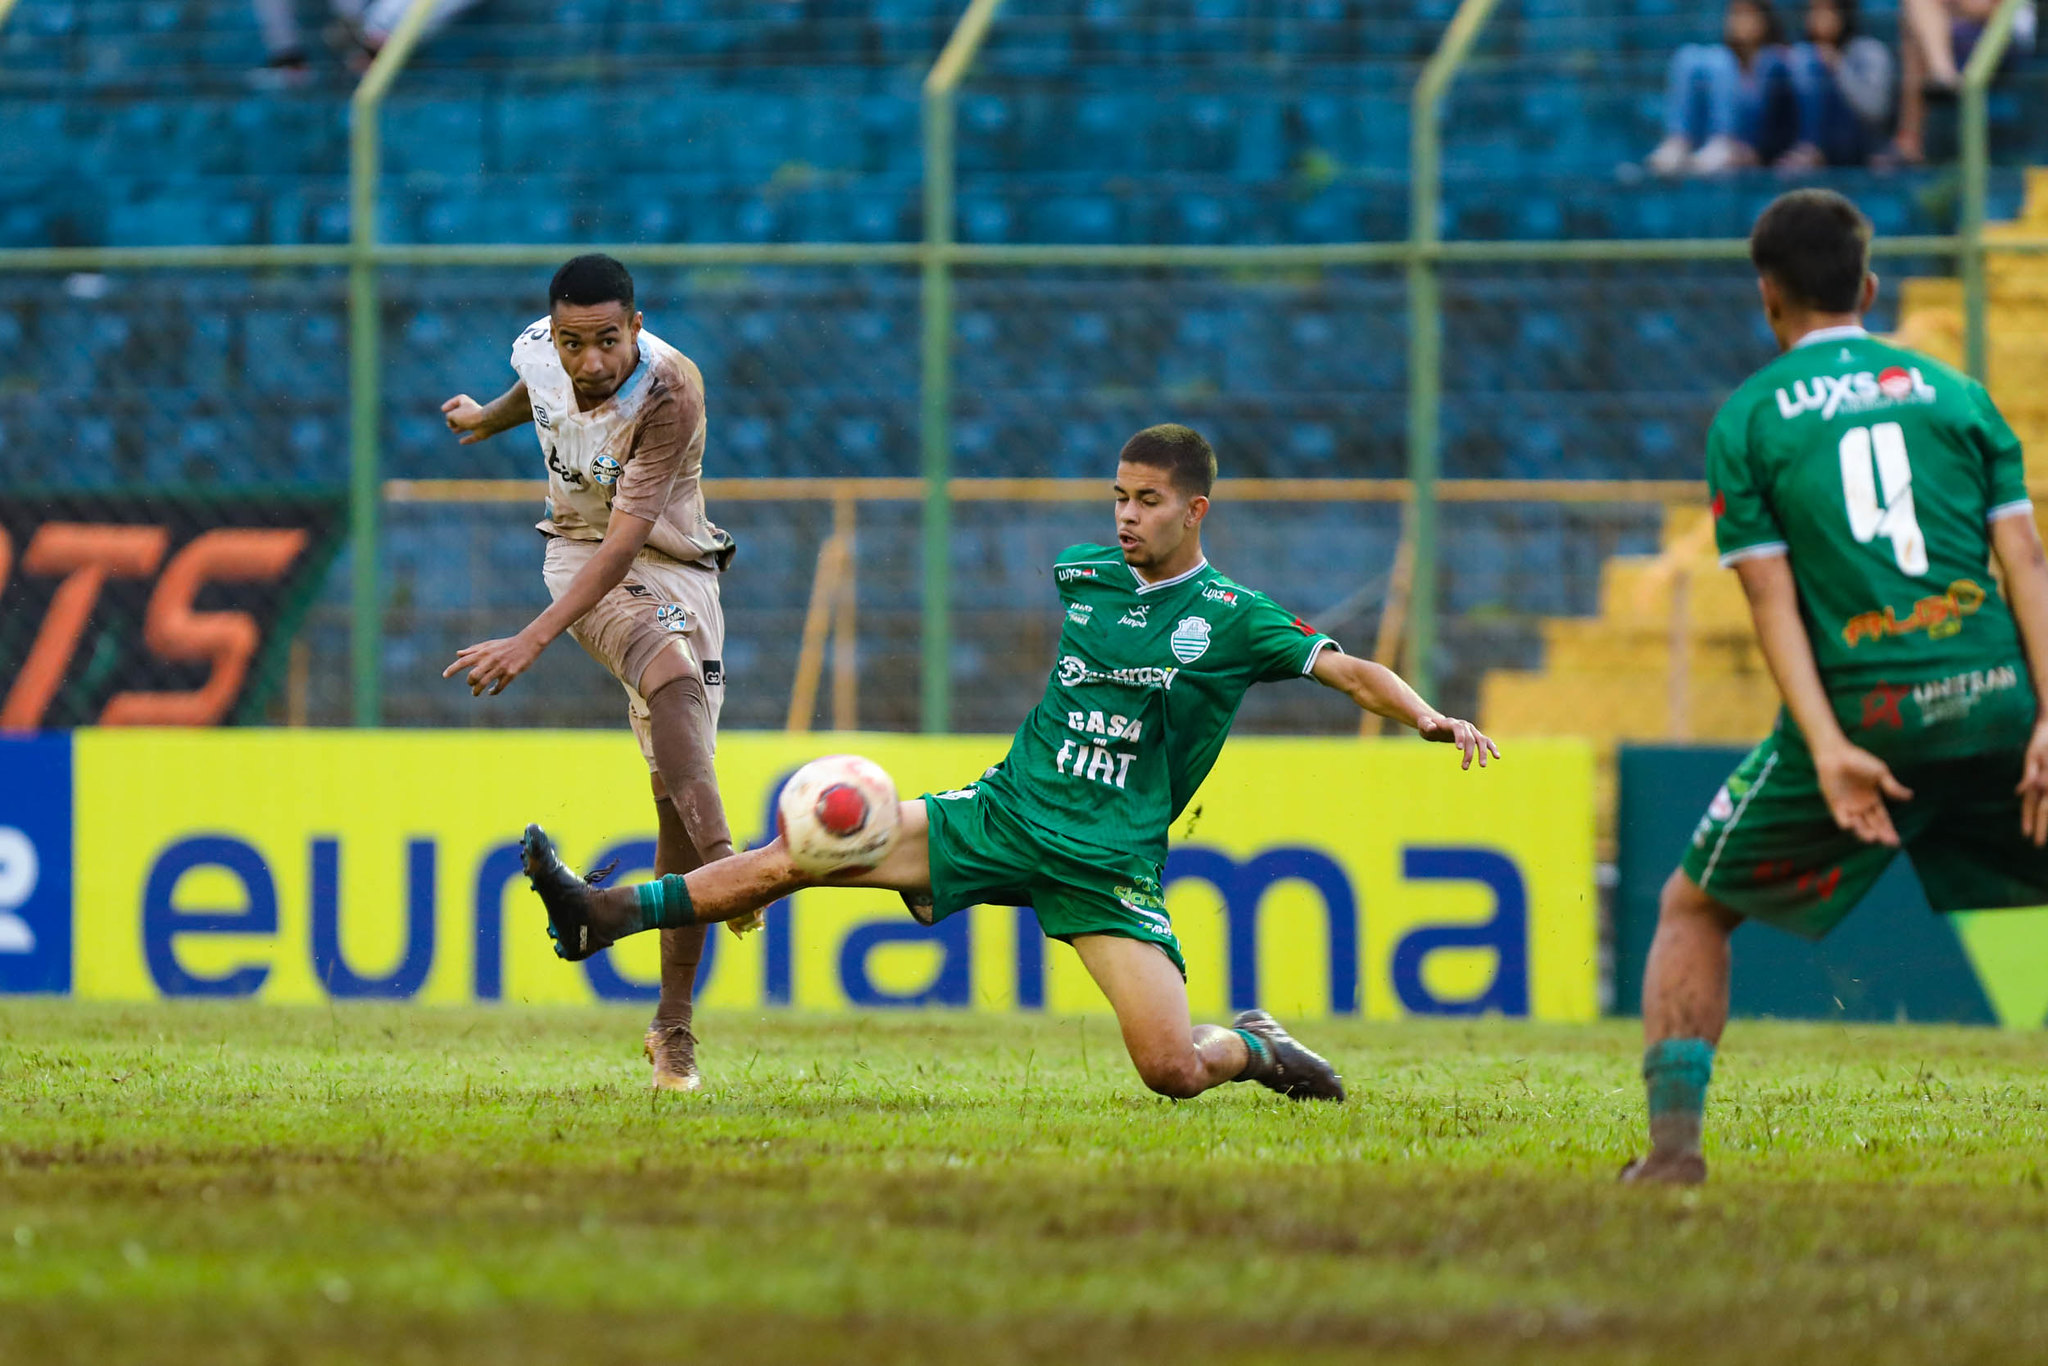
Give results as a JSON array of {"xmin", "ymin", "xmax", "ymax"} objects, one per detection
[{"xmin": 3, "ymin": 0, "xmax": 2043, "ymax": 712}]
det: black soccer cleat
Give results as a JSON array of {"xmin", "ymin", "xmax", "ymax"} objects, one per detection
[
  {"xmin": 521, "ymin": 823, "xmax": 612, "ymax": 962},
  {"xmin": 1232, "ymin": 1009, "xmax": 1346, "ymax": 1102},
  {"xmin": 900, "ymin": 890, "xmax": 937, "ymax": 926}
]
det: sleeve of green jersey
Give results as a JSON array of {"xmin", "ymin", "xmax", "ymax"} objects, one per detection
[
  {"xmin": 1244, "ymin": 593, "xmax": 1340, "ymax": 683},
  {"xmin": 1704, "ymin": 401, "xmax": 1787, "ymax": 567},
  {"xmin": 1974, "ymin": 383, "xmax": 2032, "ymax": 523}
]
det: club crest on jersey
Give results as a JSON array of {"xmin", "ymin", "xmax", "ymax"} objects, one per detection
[
  {"xmin": 1169, "ymin": 616, "xmax": 1212, "ymax": 663},
  {"xmin": 655, "ymin": 603, "xmax": 691, "ymax": 634},
  {"xmin": 1118, "ymin": 604, "xmax": 1151, "ymax": 628},
  {"xmin": 1775, "ymin": 367, "xmax": 1935, "ymax": 421},
  {"xmin": 591, "ymin": 454, "xmax": 621, "ymax": 487}
]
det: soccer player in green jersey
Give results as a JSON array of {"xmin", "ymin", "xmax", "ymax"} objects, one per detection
[
  {"xmin": 520, "ymin": 423, "xmax": 1498, "ymax": 1102},
  {"xmin": 1628, "ymin": 189, "xmax": 2048, "ymax": 1185}
]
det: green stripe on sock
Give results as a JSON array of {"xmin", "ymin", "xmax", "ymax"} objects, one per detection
[
  {"xmin": 1233, "ymin": 1028, "xmax": 1273, "ymax": 1082},
  {"xmin": 634, "ymin": 876, "xmax": 696, "ymax": 933},
  {"xmin": 1643, "ymin": 1038, "xmax": 1714, "ymax": 1119}
]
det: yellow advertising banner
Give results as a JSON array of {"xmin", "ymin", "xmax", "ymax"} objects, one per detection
[{"xmin": 71, "ymin": 730, "xmax": 1596, "ymax": 1019}]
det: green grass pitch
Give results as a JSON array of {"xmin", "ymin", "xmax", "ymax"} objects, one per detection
[{"xmin": 6, "ymin": 1002, "xmax": 2048, "ymax": 1365}]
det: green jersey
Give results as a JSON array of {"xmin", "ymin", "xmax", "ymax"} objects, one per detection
[
  {"xmin": 976, "ymin": 545, "xmax": 1338, "ymax": 865},
  {"xmin": 1707, "ymin": 326, "xmax": 2031, "ymax": 695}
]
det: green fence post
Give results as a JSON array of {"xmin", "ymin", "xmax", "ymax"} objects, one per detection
[
  {"xmin": 1960, "ymin": 0, "xmax": 2026, "ymax": 383},
  {"xmin": 346, "ymin": 0, "xmax": 436, "ymax": 727},
  {"xmin": 920, "ymin": 0, "xmax": 1005, "ymax": 734},
  {"xmin": 1407, "ymin": 0, "xmax": 1503, "ymax": 705}
]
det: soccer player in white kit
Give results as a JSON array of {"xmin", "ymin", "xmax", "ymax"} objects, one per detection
[{"xmin": 439, "ymin": 254, "xmax": 741, "ymax": 1091}]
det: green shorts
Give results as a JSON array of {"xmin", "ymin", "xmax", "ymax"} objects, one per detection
[
  {"xmin": 920, "ymin": 782, "xmax": 1186, "ymax": 977},
  {"xmin": 1681, "ymin": 668, "xmax": 2048, "ymax": 938}
]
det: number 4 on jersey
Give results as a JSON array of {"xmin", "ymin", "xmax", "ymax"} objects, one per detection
[{"xmin": 1839, "ymin": 421, "xmax": 1929, "ymax": 575}]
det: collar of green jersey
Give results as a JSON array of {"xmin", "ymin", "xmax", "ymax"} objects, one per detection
[
  {"xmin": 1129, "ymin": 558, "xmax": 1210, "ymax": 594},
  {"xmin": 1792, "ymin": 324, "xmax": 1869, "ymax": 349}
]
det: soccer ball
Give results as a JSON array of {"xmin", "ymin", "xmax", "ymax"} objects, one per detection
[{"xmin": 776, "ymin": 754, "xmax": 901, "ymax": 877}]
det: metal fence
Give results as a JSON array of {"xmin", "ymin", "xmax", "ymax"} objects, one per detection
[{"xmin": 2, "ymin": 0, "xmax": 2043, "ymax": 737}]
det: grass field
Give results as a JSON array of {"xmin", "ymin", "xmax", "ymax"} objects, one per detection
[{"xmin": 6, "ymin": 1004, "xmax": 2048, "ymax": 1365}]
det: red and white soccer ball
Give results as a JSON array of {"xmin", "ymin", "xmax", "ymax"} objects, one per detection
[{"xmin": 775, "ymin": 754, "xmax": 901, "ymax": 877}]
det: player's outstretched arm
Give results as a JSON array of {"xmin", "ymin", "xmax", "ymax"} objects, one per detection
[
  {"xmin": 444, "ymin": 510, "xmax": 657, "ymax": 696},
  {"xmin": 1309, "ymin": 651, "xmax": 1498, "ymax": 768},
  {"xmin": 1735, "ymin": 553, "xmax": 1911, "ymax": 846},
  {"xmin": 1990, "ymin": 514, "xmax": 2048, "ymax": 845},
  {"xmin": 441, "ymin": 380, "xmax": 533, "ymax": 445}
]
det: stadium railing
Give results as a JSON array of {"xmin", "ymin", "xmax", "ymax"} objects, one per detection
[{"xmin": 1, "ymin": 0, "xmax": 2043, "ymax": 737}]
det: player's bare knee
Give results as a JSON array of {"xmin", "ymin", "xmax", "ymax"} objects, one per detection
[
  {"xmin": 1657, "ymin": 871, "xmax": 1741, "ymax": 938},
  {"xmin": 1134, "ymin": 1049, "xmax": 1207, "ymax": 1099}
]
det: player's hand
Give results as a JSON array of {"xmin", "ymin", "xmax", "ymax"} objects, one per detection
[
  {"xmin": 443, "ymin": 632, "xmax": 544, "ymax": 696},
  {"xmin": 441, "ymin": 394, "xmax": 492, "ymax": 444},
  {"xmin": 1417, "ymin": 714, "xmax": 1499, "ymax": 770},
  {"xmin": 2015, "ymin": 720, "xmax": 2048, "ymax": 846},
  {"xmin": 1815, "ymin": 741, "xmax": 1912, "ymax": 847}
]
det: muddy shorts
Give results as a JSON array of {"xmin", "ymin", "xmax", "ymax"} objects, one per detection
[{"xmin": 542, "ymin": 536, "xmax": 725, "ymax": 770}]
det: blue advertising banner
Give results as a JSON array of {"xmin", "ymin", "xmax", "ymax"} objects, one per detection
[{"xmin": 0, "ymin": 733, "xmax": 73, "ymax": 994}]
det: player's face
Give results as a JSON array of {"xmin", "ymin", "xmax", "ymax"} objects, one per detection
[
  {"xmin": 550, "ymin": 301, "xmax": 643, "ymax": 405},
  {"xmin": 1113, "ymin": 461, "xmax": 1205, "ymax": 570}
]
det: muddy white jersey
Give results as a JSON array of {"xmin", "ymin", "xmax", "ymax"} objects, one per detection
[{"xmin": 511, "ymin": 317, "xmax": 729, "ymax": 570}]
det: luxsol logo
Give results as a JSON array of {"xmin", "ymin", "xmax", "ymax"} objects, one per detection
[{"xmin": 1776, "ymin": 366, "xmax": 1936, "ymax": 421}]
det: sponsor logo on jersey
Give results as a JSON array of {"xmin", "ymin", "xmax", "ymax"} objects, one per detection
[
  {"xmin": 933, "ymin": 786, "xmax": 979, "ymax": 801},
  {"xmin": 1859, "ymin": 682, "xmax": 1913, "ymax": 729},
  {"xmin": 1056, "ymin": 566, "xmax": 1100, "ymax": 582},
  {"xmin": 1292, "ymin": 616, "xmax": 1319, "ymax": 637},
  {"xmin": 1118, "ymin": 604, "xmax": 1151, "ymax": 628},
  {"xmin": 1170, "ymin": 616, "xmax": 1212, "ymax": 663},
  {"xmin": 590, "ymin": 454, "xmax": 621, "ymax": 487},
  {"xmin": 702, "ymin": 659, "xmax": 724, "ymax": 686},
  {"xmin": 1056, "ymin": 654, "xmax": 1179, "ymax": 692},
  {"xmin": 655, "ymin": 603, "xmax": 691, "ymax": 634},
  {"xmin": 1910, "ymin": 664, "xmax": 2019, "ymax": 725},
  {"xmin": 532, "ymin": 401, "xmax": 552, "ymax": 430},
  {"xmin": 1202, "ymin": 585, "xmax": 1239, "ymax": 606},
  {"xmin": 1840, "ymin": 579, "xmax": 1986, "ymax": 648},
  {"xmin": 621, "ymin": 581, "xmax": 651, "ymax": 598},
  {"xmin": 1706, "ymin": 785, "xmax": 1735, "ymax": 823},
  {"xmin": 1774, "ymin": 367, "xmax": 1936, "ymax": 422},
  {"xmin": 1067, "ymin": 602, "xmax": 1094, "ymax": 627}
]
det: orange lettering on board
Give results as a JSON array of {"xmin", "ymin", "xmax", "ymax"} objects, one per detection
[
  {"xmin": 0, "ymin": 524, "xmax": 169, "ymax": 731},
  {"xmin": 101, "ymin": 528, "xmax": 309, "ymax": 726}
]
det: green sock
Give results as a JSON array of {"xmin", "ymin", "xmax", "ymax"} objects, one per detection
[
  {"xmin": 1232, "ymin": 1028, "xmax": 1274, "ymax": 1081},
  {"xmin": 632, "ymin": 875, "xmax": 696, "ymax": 933},
  {"xmin": 1643, "ymin": 1038, "xmax": 1714, "ymax": 1154}
]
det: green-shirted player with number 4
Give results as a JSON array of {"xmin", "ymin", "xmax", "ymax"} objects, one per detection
[
  {"xmin": 518, "ymin": 423, "xmax": 1498, "ymax": 1102},
  {"xmin": 1629, "ymin": 189, "xmax": 2048, "ymax": 1185}
]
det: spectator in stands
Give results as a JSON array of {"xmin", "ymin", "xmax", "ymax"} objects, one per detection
[
  {"xmin": 1647, "ymin": 0, "xmax": 1799, "ymax": 177},
  {"xmin": 1778, "ymin": 0, "xmax": 1895, "ymax": 170},
  {"xmin": 1890, "ymin": 0, "xmax": 2038, "ymax": 164},
  {"xmin": 255, "ymin": 0, "xmax": 483, "ymax": 79}
]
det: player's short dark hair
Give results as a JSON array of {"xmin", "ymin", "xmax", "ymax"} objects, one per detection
[
  {"xmin": 549, "ymin": 253, "xmax": 635, "ymax": 312},
  {"xmin": 1749, "ymin": 189, "xmax": 1872, "ymax": 314},
  {"xmin": 1119, "ymin": 423, "xmax": 1217, "ymax": 499}
]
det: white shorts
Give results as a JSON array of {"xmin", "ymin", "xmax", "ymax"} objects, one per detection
[{"xmin": 542, "ymin": 536, "xmax": 726, "ymax": 770}]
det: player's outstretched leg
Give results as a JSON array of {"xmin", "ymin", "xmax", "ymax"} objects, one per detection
[
  {"xmin": 1072, "ymin": 934, "xmax": 1344, "ymax": 1102},
  {"xmin": 1621, "ymin": 870, "xmax": 1741, "ymax": 1186},
  {"xmin": 521, "ymin": 823, "xmax": 813, "ymax": 960}
]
